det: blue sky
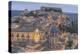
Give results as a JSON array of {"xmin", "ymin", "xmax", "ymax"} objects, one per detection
[{"xmin": 11, "ymin": 1, "xmax": 78, "ymax": 13}]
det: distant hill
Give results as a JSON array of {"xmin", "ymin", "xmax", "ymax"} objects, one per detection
[
  {"xmin": 9, "ymin": 10, "xmax": 78, "ymax": 22},
  {"xmin": 9, "ymin": 10, "xmax": 23, "ymax": 17}
]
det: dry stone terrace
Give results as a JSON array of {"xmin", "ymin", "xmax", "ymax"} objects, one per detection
[{"xmin": 10, "ymin": 7, "xmax": 78, "ymax": 52}]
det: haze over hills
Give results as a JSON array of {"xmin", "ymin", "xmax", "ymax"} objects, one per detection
[
  {"xmin": 11, "ymin": 1, "xmax": 78, "ymax": 13},
  {"xmin": 10, "ymin": 10, "xmax": 78, "ymax": 22}
]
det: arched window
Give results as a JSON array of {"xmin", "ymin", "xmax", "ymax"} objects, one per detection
[
  {"xmin": 21, "ymin": 34, "xmax": 24, "ymax": 39},
  {"xmin": 16, "ymin": 33, "xmax": 19, "ymax": 38},
  {"xmin": 16, "ymin": 33, "xmax": 19, "ymax": 40}
]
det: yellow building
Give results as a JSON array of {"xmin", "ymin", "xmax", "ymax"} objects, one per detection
[{"xmin": 11, "ymin": 28, "xmax": 43, "ymax": 43}]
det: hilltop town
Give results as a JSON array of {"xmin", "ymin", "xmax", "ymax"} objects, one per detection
[{"xmin": 10, "ymin": 7, "xmax": 78, "ymax": 52}]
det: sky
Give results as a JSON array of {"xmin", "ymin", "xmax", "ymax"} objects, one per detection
[{"xmin": 11, "ymin": 1, "xmax": 78, "ymax": 13}]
